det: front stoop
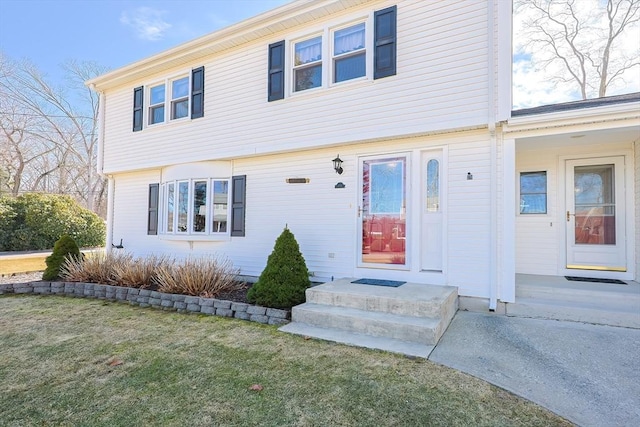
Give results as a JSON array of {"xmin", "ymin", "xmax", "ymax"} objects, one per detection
[
  {"xmin": 279, "ymin": 279, "xmax": 458, "ymax": 358},
  {"xmin": 508, "ymin": 276, "xmax": 640, "ymax": 329}
]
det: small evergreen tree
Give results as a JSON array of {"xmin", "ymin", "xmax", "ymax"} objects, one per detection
[
  {"xmin": 43, "ymin": 235, "xmax": 81, "ymax": 281},
  {"xmin": 247, "ymin": 227, "xmax": 311, "ymax": 309}
]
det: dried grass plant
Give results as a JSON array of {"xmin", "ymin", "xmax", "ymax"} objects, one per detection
[
  {"xmin": 111, "ymin": 254, "xmax": 172, "ymax": 288},
  {"xmin": 156, "ymin": 256, "xmax": 242, "ymax": 297},
  {"xmin": 60, "ymin": 251, "xmax": 132, "ymax": 284}
]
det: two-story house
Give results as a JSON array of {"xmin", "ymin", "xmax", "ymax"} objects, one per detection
[{"xmin": 88, "ymin": 0, "xmax": 639, "ymax": 350}]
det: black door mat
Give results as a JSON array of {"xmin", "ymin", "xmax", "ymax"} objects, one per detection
[
  {"xmin": 565, "ymin": 276, "xmax": 626, "ymax": 285},
  {"xmin": 351, "ymin": 278, "xmax": 406, "ymax": 287}
]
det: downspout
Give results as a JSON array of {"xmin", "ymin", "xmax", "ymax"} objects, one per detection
[
  {"xmin": 487, "ymin": 0, "xmax": 498, "ymax": 311},
  {"xmin": 91, "ymin": 85, "xmax": 114, "ymax": 252}
]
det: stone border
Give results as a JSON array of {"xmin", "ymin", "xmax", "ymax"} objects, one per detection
[{"xmin": 0, "ymin": 281, "xmax": 290, "ymax": 325}]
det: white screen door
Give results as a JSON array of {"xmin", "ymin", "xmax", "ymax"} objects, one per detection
[{"xmin": 565, "ymin": 157, "xmax": 626, "ymax": 271}]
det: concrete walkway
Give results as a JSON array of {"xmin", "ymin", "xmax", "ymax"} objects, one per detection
[{"xmin": 429, "ymin": 311, "xmax": 640, "ymax": 426}]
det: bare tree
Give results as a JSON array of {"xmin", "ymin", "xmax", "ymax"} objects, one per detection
[
  {"xmin": 516, "ymin": 0, "xmax": 640, "ymax": 99},
  {"xmin": 0, "ymin": 53, "xmax": 109, "ymax": 215}
]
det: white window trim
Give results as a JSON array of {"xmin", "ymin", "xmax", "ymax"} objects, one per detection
[
  {"xmin": 287, "ymin": 13, "xmax": 372, "ymax": 98},
  {"xmin": 517, "ymin": 170, "xmax": 549, "ymax": 215},
  {"xmin": 145, "ymin": 72, "xmax": 192, "ymax": 128},
  {"xmin": 159, "ymin": 178, "xmax": 231, "ymax": 240}
]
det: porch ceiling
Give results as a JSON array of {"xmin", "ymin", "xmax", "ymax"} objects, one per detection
[{"xmin": 514, "ymin": 125, "xmax": 640, "ymax": 151}]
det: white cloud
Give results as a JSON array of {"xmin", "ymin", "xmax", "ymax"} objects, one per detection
[{"xmin": 120, "ymin": 7, "xmax": 172, "ymax": 41}]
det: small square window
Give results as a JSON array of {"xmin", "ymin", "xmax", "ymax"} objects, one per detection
[{"xmin": 520, "ymin": 171, "xmax": 547, "ymax": 214}]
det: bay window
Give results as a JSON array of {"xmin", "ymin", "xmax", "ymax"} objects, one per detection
[{"xmin": 161, "ymin": 178, "xmax": 231, "ymax": 236}]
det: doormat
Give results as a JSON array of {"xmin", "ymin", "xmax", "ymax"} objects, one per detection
[
  {"xmin": 351, "ymin": 278, "xmax": 406, "ymax": 287},
  {"xmin": 565, "ymin": 276, "xmax": 626, "ymax": 285}
]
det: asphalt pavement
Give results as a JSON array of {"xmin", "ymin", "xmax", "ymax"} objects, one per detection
[{"xmin": 429, "ymin": 311, "xmax": 640, "ymax": 427}]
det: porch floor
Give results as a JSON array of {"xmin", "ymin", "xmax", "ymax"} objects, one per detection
[{"xmin": 508, "ymin": 274, "xmax": 640, "ymax": 328}]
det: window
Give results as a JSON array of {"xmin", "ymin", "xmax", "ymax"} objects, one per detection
[
  {"xmin": 269, "ymin": 5, "xmax": 396, "ymax": 101},
  {"xmin": 159, "ymin": 177, "xmax": 243, "ymax": 237},
  {"xmin": 333, "ymin": 23, "xmax": 366, "ymax": 83},
  {"xmin": 132, "ymin": 67, "xmax": 204, "ymax": 130},
  {"xmin": 149, "ymin": 84, "xmax": 165, "ymax": 125},
  {"xmin": 171, "ymin": 77, "xmax": 189, "ymax": 119},
  {"xmin": 520, "ymin": 171, "xmax": 547, "ymax": 214},
  {"xmin": 426, "ymin": 159, "xmax": 439, "ymax": 212},
  {"xmin": 293, "ymin": 36, "xmax": 322, "ymax": 92}
]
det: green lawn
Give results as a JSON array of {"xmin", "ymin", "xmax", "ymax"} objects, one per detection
[{"xmin": 0, "ymin": 296, "xmax": 572, "ymax": 426}]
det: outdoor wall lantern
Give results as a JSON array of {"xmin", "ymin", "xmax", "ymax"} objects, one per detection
[{"xmin": 333, "ymin": 155, "xmax": 344, "ymax": 175}]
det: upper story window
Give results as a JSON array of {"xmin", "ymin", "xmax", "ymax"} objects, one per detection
[
  {"xmin": 294, "ymin": 36, "xmax": 322, "ymax": 92},
  {"xmin": 333, "ymin": 23, "xmax": 366, "ymax": 83},
  {"xmin": 133, "ymin": 66, "xmax": 204, "ymax": 132},
  {"xmin": 267, "ymin": 5, "xmax": 396, "ymax": 102},
  {"xmin": 149, "ymin": 84, "xmax": 166, "ymax": 125}
]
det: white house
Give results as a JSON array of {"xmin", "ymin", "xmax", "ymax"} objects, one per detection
[{"xmin": 87, "ymin": 0, "xmax": 639, "ymax": 348}]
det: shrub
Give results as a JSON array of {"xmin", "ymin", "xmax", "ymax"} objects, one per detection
[
  {"xmin": 156, "ymin": 256, "xmax": 242, "ymax": 297},
  {"xmin": 111, "ymin": 254, "xmax": 171, "ymax": 288},
  {"xmin": 247, "ymin": 227, "xmax": 310, "ymax": 309},
  {"xmin": 0, "ymin": 193, "xmax": 105, "ymax": 251},
  {"xmin": 43, "ymin": 235, "xmax": 81, "ymax": 281},
  {"xmin": 61, "ymin": 251, "xmax": 130, "ymax": 285}
]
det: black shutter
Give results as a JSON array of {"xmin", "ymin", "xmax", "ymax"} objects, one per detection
[
  {"xmin": 374, "ymin": 5, "xmax": 397, "ymax": 79},
  {"xmin": 133, "ymin": 86, "xmax": 144, "ymax": 131},
  {"xmin": 231, "ymin": 175, "xmax": 246, "ymax": 236},
  {"xmin": 191, "ymin": 66, "xmax": 205, "ymax": 119},
  {"xmin": 147, "ymin": 183, "xmax": 159, "ymax": 235},
  {"xmin": 268, "ymin": 41, "xmax": 285, "ymax": 102}
]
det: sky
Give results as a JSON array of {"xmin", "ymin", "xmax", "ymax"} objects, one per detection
[{"xmin": 1, "ymin": 0, "xmax": 638, "ymax": 109}]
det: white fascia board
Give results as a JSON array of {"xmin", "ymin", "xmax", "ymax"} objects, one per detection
[
  {"xmin": 86, "ymin": 0, "xmax": 370, "ymax": 91},
  {"xmin": 504, "ymin": 101, "xmax": 640, "ymax": 136}
]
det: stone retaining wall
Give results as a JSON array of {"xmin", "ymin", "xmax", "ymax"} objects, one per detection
[{"xmin": 0, "ymin": 281, "xmax": 290, "ymax": 325}]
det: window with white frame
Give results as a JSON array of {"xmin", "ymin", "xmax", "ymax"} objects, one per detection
[
  {"xmin": 161, "ymin": 178, "xmax": 230, "ymax": 236},
  {"xmin": 149, "ymin": 84, "xmax": 165, "ymax": 124},
  {"xmin": 520, "ymin": 171, "xmax": 547, "ymax": 214},
  {"xmin": 333, "ymin": 23, "xmax": 366, "ymax": 83},
  {"xmin": 293, "ymin": 36, "xmax": 323, "ymax": 92},
  {"xmin": 134, "ymin": 66, "xmax": 205, "ymax": 131},
  {"xmin": 267, "ymin": 6, "xmax": 395, "ymax": 101}
]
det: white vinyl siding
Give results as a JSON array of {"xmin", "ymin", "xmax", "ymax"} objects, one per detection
[{"xmin": 100, "ymin": 0, "xmax": 492, "ymax": 174}]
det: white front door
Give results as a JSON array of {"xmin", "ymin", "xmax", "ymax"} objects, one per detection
[
  {"xmin": 421, "ymin": 150, "xmax": 443, "ymax": 271},
  {"xmin": 565, "ymin": 156, "xmax": 626, "ymax": 272}
]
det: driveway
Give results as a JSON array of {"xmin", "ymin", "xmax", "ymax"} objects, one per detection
[{"xmin": 429, "ymin": 311, "xmax": 640, "ymax": 427}]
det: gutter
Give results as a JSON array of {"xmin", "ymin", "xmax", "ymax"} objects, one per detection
[
  {"xmin": 487, "ymin": 0, "xmax": 498, "ymax": 311},
  {"xmin": 89, "ymin": 84, "xmax": 114, "ymax": 252}
]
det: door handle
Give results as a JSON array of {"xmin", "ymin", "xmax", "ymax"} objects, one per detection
[{"xmin": 566, "ymin": 211, "xmax": 574, "ymax": 222}]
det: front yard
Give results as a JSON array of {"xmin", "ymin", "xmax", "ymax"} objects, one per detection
[{"xmin": 0, "ymin": 296, "xmax": 571, "ymax": 426}]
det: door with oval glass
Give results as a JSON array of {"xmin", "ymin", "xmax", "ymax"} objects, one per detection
[{"xmin": 565, "ymin": 156, "xmax": 626, "ymax": 272}]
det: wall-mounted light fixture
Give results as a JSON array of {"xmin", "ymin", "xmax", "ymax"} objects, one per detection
[
  {"xmin": 467, "ymin": 172, "xmax": 473, "ymax": 180},
  {"xmin": 332, "ymin": 155, "xmax": 344, "ymax": 175}
]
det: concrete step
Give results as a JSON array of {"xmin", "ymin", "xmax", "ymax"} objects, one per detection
[
  {"xmin": 306, "ymin": 279, "xmax": 458, "ymax": 318},
  {"xmin": 279, "ymin": 322, "xmax": 434, "ymax": 358},
  {"xmin": 292, "ymin": 303, "xmax": 443, "ymax": 344},
  {"xmin": 506, "ymin": 297, "xmax": 640, "ymax": 329}
]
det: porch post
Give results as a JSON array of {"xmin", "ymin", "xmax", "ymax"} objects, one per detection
[{"xmin": 501, "ymin": 138, "xmax": 516, "ymax": 302}]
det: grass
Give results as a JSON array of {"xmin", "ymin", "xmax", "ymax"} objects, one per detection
[{"xmin": 0, "ymin": 296, "xmax": 572, "ymax": 427}]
